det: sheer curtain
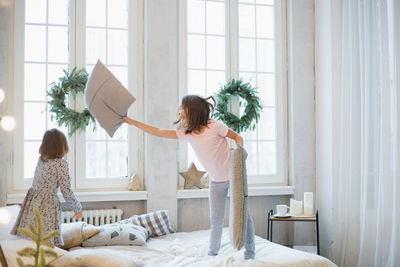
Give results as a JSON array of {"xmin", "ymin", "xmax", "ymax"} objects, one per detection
[{"xmin": 333, "ymin": 0, "xmax": 400, "ymax": 266}]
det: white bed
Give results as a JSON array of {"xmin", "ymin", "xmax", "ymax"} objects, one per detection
[{"xmin": 52, "ymin": 228, "xmax": 336, "ymax": 267}]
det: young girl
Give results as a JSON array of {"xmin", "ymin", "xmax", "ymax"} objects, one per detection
[
  {"xmin": 123, "ymin": 95, "xmax": 255, "ymax": 259},
  {"xmin": 11, "ymin": 128, "xmax": 82, "ymax": 246}
]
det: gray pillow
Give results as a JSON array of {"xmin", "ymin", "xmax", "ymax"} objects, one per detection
[
  {"xmin": 130, "ymin": 210, "xmax": 175, "ymax": 237},
  {"xmin": 81, "ymin": 223, "xmax": 148, "ymax": 247},
  {"xmin": 229, "ymin": 144, "xmax": 248, "ymax": 250},
  {"xmin": 85, "ymin": 60, "xmax": 135, "ymax": 137}
]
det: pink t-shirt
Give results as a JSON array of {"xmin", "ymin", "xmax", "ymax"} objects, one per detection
[{"xmin": 176, "ymin": 120, "xmax": 230, "ymax": 182}]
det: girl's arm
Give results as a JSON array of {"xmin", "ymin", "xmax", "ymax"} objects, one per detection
[
  {"xmin": 227, "ymin": 129, "xmax": 248, "ymax": 159},
  {"xmin": 226, "ymin": 129, "xmax": 244, "ymax": 146},
  {"xmin": 123, "ymin": 116, "xmax": 178, "ymax": 139},
  {"xmin": 58, "ymin": 160, "xmax": 82, "ymax": 217}
]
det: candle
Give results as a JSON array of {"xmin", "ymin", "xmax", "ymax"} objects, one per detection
[
  {"xmin": 304, "ymin": 192, "xmax": 314, "ymax": 216},
  {"xmin": 290, "ymin": 198, "xmax": 303, "ymax": 216}
]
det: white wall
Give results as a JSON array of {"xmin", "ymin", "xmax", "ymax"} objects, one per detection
[
  {"xmin": 315, "ymin": 0, "xmax": 342, "ymax": 260},
  {"xmin": 144, "ymin": 0, "xmax": 179, "ymax": 226},
  {"xmin": 178, "ymin": 196, "xmax": 291, "ymax": 243},
  {"xmin": 287, "ymin": 0, "xmax": 316, "ymax": 246},
  {"xmin": 0, "ymin": 0, "xmax": 12, "ymax": 207}
]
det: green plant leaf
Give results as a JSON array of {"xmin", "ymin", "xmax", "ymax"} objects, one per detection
[
  {"xmin": 16, "ymin": 208, "xmax": 59, "ymax": 267},
  {"xmin": 17, "ymin": 258, "xmax": 25, "ymax": 267},
  {"xmin": 28, "ymin": 223, "xmax": 37, "ymax": 236},
  {"xmin": 43, "ymin": 249, "xmax": 58, "ymax": 259},
  {"xmin": 17, "ymin": 247, "xmax": 36, "ymax": 257},
  {"xmin": 39, "ymin": 248, "xmax": 46, "ymax": 266},
  {"xmin": 33, "ymin": 208, "xmax": 42, "ymax": 237},
  {"xmin": 41, "ymin": 240, "xmax": 55, "ymax": 248},
  {"xmin": 42, "ymin": 230, "xmax": 59, "ymax": 242},
  {"xmin": 17, "ymin": 227, "xmax": 38, "ymax": 242}
]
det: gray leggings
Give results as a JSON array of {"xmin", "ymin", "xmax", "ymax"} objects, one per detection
[{"xmin": 208, "ymin": 180, "xmax": 255, "ymax": 259}]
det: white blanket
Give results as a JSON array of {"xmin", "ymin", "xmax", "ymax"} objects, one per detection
[{"xmin": 52, "ymin": 229, "xmax": 336, "ymax": 267}]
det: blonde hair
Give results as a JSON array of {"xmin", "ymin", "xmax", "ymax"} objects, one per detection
[{"xmin": 39, "ymin": 128, "xmax": 69, "ymax": 162}]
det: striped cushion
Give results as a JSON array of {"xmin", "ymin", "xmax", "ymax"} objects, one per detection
[{"xmin": 130, "ymin": 210, "xmax": 175, "ymax": 237}]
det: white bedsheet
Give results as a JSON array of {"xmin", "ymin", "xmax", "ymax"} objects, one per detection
[{"xmin": 52, "ymin": 229, "xmax": 336, "ymax": 267}]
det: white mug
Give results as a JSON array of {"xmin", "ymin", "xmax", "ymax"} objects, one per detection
[{"xmin": 276, "ymin": 204, "xmax": 289, "ymax": 216}]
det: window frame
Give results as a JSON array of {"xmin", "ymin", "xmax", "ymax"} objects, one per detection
[
  {"xmin": 10, "ymin": 0, "xmax": 144, "ymax": 193},
  {"xmin": 178, "ymin": 0, "xmax": 288, "ymax": 186}
]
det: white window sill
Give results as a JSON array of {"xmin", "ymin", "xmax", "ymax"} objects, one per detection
[
  {"xmin": 7, "ymin": 190, "xmax": 148, "ymax": 204},
  {"xmin": 177, "ymin": 186, "xmax": 295, "ymax": 199},
  {"xmin": 7, "ymin": 186, "xmax": 295, "ymax": 203}
]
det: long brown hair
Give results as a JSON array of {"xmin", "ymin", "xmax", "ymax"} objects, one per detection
[
  {"xmin": 174, "ymin": 95, "xmax": 216, "ymax": 134},
  {"xmin": 39, "ymin": 128, "xmax": 69, "ymax": 162}
]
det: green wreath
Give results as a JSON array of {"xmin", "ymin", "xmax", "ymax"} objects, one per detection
[
  {"xmin": 213, "ymin": 78, "xmax": 262, "ymax": 133},
  {"xmin": 47, "ymin": 67, "xmax": 95, "ymax": 137}
]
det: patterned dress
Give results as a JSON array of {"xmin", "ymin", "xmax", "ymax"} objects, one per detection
[{"xmin": 11, "ymin": 158, "xmax": 82, "ymax": 246}]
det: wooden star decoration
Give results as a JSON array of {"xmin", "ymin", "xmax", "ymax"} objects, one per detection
[{"xmin": 179, "ymin": 162, "xmax": 206, "ymax": 189}]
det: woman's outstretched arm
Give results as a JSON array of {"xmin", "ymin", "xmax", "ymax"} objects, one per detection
[{"xmin": 123, "ymin": 116, "xmax": 178, "ymax": 139}]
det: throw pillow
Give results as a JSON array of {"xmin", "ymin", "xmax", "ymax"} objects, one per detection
[
  {"xmin": 61, "ymin": 222, "xmax": 100, "ymax": 249},
  {"xmin": 229, "ymin": 144, "xmax": 249, "ymax": 250},
  {"xmin": 130, "ymin": 210, "xmax": 175, "ymax": 237},
  {"xmin": 0, "ymin": 239, "xmax": 67, "ymax": 266},
  {"xmin": 81, "ymin": 223, "xmax": 148, "ymax": 247},
  {"xmin": 85, "ymin": 60, "xmax": 136, "ymax": 137}
]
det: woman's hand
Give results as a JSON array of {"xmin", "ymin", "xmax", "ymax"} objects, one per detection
[{"xmin": 73, "ymin": 211, "xmax": 83, "ymax": 220}]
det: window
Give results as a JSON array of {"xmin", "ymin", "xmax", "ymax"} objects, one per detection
[
  {"xmin": 77, "ymin": 0, "xmax": 132, "ymax": 189},
  {"xmin": 179, "ymin": 0, "xmax": 287, "ymax": 185},
  {"xmin": 185, "ymin": 0, "xmax": 226, "ymax": 171},
  {"xmin": 12, "ymin": 0, "xmax": 143, "ymax": 192}
]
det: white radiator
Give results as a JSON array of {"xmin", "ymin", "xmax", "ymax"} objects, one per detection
[{"xmin": 62, "ymin": 209, "xmax": 123, "ymax": 226}]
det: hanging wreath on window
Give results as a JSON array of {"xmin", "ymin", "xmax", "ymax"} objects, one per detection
[
  {"xmin": 47, "ymin": 67, "xmax": 95, "ymax": 137},
  {"xmin": 213, "ymin": 78, "xmax": 262, "ymax": 133}
]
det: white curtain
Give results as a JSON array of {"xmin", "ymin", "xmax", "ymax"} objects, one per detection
[{"xmin": 333, "ymin": 0, "xmax": 400, "ymax": 266}]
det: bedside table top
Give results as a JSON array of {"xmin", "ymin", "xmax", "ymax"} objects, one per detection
[{"xmin": 268, "ymin": 215, "xmax": 316, "ymax": 221}]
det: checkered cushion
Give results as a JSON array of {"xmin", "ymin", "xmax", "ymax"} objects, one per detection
[{"xmin": 130, "ymin": 210, "xmax": 175, "ymax": 237}]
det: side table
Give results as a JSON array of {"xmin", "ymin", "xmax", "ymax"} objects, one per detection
[{"xmin": 267, "ymin": 209, "xmax": 320, "ymax": 255}]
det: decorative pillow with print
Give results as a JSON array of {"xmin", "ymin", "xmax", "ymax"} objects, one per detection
[{"xmin": 81, "ymin": 223, "xmax": 149, "ymax": 247}]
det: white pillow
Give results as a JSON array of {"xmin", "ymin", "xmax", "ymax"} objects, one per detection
[
  {"xmin": 82, "ymin": 223, "xmax": 149, "ymax": 247},
  {"xmin": 0, "ymin": 205, "xmax": 21, "ymax": 242},
  {"xmin": 85, "ymin": 60, "xmax": 136, "ymax": 137},
  {"xmin": 229, "ymin": 144, "xmax": 249, "ymax": 250},
  {"xmin": 61, "ymin": 222, "xmax": 100, "ymax": 249},
  {"xmin": 0, "ymin": 239, "xmax": 67, "ymax": 266}
]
